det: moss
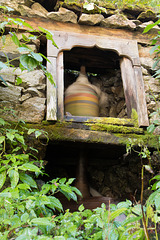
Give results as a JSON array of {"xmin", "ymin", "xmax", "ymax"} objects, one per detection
[
  {"xmin": 24, "ymin": 122, "xmax": 158, "ymax": 148},
  {"xmin": 117, "ymin": 132, "xmax": 159, "ymax": 149},
  {"xmin": 131, "ymin": 109, "xmax": 139, "ymax": 127},
  {"xmin": 85, "ymin": 115, "xmax": 141, "ymax": 133},
  {"xmin": 137, "ymin": 9, "xmax": 157, "ymax": 21},
  {"xmin": 86, "ymin": 117, "xmax": 135, "ymax": 126},
  {"xmin": 88, "ymin": 123, "xmax": 143, "ymax": 134}
]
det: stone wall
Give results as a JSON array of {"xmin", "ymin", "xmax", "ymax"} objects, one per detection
[
  {"xmin": 0, "ymin": 33, "xmax": 46, "ymax": 122},
  {"xmin": 0, "ymin": 0, "xmax": 160, "ymax": 124}
]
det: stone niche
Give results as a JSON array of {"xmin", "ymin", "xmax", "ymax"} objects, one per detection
[
  {"xmin": 47, "ymin": 31, "xmax": 149, "ymax": 127},
  {"xmin": 64, "ymin": 46, "xmax": 126, "ymax": 118}
]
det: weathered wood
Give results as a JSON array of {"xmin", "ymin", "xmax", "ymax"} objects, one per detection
[
  {"xmin": 47, "ymin": 34, "xmax": 149, "ymax": 126},
  {"xmin": 134, "ymin": 66, "xmax": 149, "ymax": 127},
  {"xmin": 65, "ymin": 116, "xmax": 135, "ymax": 126},
  {"xmin": 47, "ymin": 31, "xmax": 140, "ymax": 64},
  {"xmin": 75, "ymin": 150, "xmax": 90, "ymax": 199},
  {"xmin": 46, "ymin": 57, "xmax": 57, "ymax": 120},
  {"xmin": 120, "ymin": 57, "xmax": 138, "ymax": 118},
  {"xmin": 57, "ymin": 52, "xmax": 64, "ymax": 120}
]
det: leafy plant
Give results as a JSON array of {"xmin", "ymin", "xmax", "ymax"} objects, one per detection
[
  {"xmin": 0, "ymin": 117, "xmax": 82, "ymax": 239},
  {"xmin": 0, "ymin": 8, "xmax": 57, "ymax": 85}
]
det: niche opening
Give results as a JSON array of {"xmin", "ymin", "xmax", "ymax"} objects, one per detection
[
  {"xmin": 64, "ymin": 46, "xmax": 127, "ymax": 119},
  {"xmin": 47, "ymin": 31, "xmax": 149, "ymax": 126}
]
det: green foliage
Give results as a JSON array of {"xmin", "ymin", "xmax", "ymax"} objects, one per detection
[
  {"xmin": 0, "ymin": 117, "xmax": 81, "ymax": 239},
  {"xmin": 52, "ymin": 201, "xmax": 145, "ymax": 239},
  {"xmin": 0, "ymin": 14, "xmax": 57, "ymax": 85},
  {"xmin": 143, "ymin": 18, "xmax": 160, "ymax": 81},
  {"xmin": 84, "ymin": 0, "xmax": 160, "ymax": 11}
]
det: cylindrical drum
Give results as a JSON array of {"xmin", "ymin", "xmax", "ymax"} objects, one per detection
[{"xmin": 64, "ymin": 83, "xmax": 99, "ymax": 117}]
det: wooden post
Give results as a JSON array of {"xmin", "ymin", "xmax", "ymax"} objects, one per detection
[
  {"xmin": 57, "ymin": 52, "xmax": 64, "ymax": 120},
  {"xmin": 120, "ymin": 57, "xmax": 137, "ymax": 118},
  {"xmin": 134, "ymin": 66, "xmax": 149, "ymax": 127},
  {"xmin": 46, "ymin": 57, "xmax": 57, "ymax": 120},
  {"xmin": 75, "ymin": 149, "xmax": 90, "ymax": 199}
]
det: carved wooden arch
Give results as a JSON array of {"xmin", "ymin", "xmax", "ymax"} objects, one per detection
[{"xmin": 47, "ymin": 31, "xmax": 149, "ymax": 127}]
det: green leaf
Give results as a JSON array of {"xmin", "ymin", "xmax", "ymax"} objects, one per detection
[
  {"xmin": 0, "ymin": 61, "xmax": 8, "ymax": 70},
  {"xmin": 0, "ymin": 75, "xmax": 8, "ymax": 86},
  {"xmin": 38, "ymin": 27, "xmax": 58, "ymax": 48},
  {"xmin": 67, "ymin": 191, "xmax": 77, "ymax": 201},
  {"xmin": 19, "ymin": 172, "xmax": 37, "ymax": 188},
  {"xmin": 147, "ymin": 124, "xmax": 155, "ymax": 133},
  {"xmin": 15, "ymin": 236, "xmax": 29, "ymax": 240},
  {"xmin": 16, "ymin": 76, "xmax": 22, "ymax": 85},
  {"xmin": 132, "ymin": 204, "xmax": 142, "ymax": 216},
  {"xmin": 11, "ymin": 32, "xmax": 20, "ymax": 46},
  {"xmin": 41, "ymin": 183, "xmax": 51, "ymax": 194},
  {"xmin": 143, "ymin": 19, "xmax": 160, "ymax": 33},
  {"xmin": 9, "ymin": 169, "xmax": 19, "ymax": 188},
  {"xmin": 31, "ymin": 52, "xmax": 43, "ymax": 62},
  {"xmin": 53, "ymin": 237, "xmax": 66, "ymax": 240},
  {"xmin": 0, "ymin": 21, "xmax": 8, "ymax": 30},
  {"xmin": 152, "ymin": 181, "xmax": 160, "ymax": 190},
  {"xmin": 15, "ymin": 133, "xmax": 25, "ymax": 144},
  {"xmin": 0, "ymin": 192, "xmax": 12, "ymax": 198},
  {"xmin": 60, "ymin": 185, "xmax": 72, "ymax": 193},
  {"xmin": 59, "ymin": 178, "xmax": 66, "ymax": 184},
  {"xmin": 0, "ymin": 231, "xmax": 9, "ymax": 240},
  {"xmin": 0, "ymin": 136, "xmax": 5, "ymax": 144},
  {"xmin": 122, "ymin": 215, "xmax": 142, "ymax": 226},
  {"xmin": 44, "ymin": 70, "xmax": 55, "ymax": 85},
  {"xmin": 0, "ymin": 118, "xmax": 6, "ymax": 126},
  {"xmin": 78, "ymin": 204, "xmax": 85, "ymax": 212},
  {"xmin": 152, "ymin": 59, "xmax": 160, "ymax": 69},
  {"xmin": 108, "ymin": 225, "xmax": 119, "ymax": 240},
  {"xmin": 31, "ymin": 217, "xmax": 53, "ymax": 226},
  {"xmin": 151, "ymin": 175, "xmax": 160, "ymax": 182},
  {"xmin": 6, "ymin": 132, "xmax": 15, "ymax": 141},
  {"xmin": 21, "ymin": 21, "xmax": 34, "ymax": 30},
  {"xmin": 21, "ymin": 212, "xmax": 30, "ymax": 222},
  {"xmin": 117, "ymin": 200, "xmax": 132, "ymax": 209},
  {"xmin": 35, "ymin": 130, "xmax": 42, "ymax": 138},
  {"xmin": 39, "ymin": 53, "xmax": 51, "ymax": 64},
  {"xmin": 28, "ymin": 129, "xmax": 36, "ymax": 135},
  {"xmin": 71, "ymin": 186, "xmax": 82, "ymax": 196},
  {"xmin": 110, "ymin": 208, "xmax": 127, "ymax": 221},
  {"xmin": 0, "ymin": 171, "xmax": 6, "ymax": 189},
  {"xmin": 17, "ymin": 183, "xmax": 31, "ymax": 190},
  {"xmin": 19, "ymin": 163, "xmax": 41, "ymax": 173},
  {"xmin": 20, "ymin": 54, "xmax": 38, "ymax": 71},
  {"xmin": 17, "ymin": 46, "xmax": 31, "ymax": 53},
  {"xmin": 153, "ymin": 119, "xmax": 160, "ymax": 125},
  {"xmin": 66, "ymin": 178, "xmax": 75, "ymax": 185},
  {"xmin": 47, "ymin": 196, "xmax": 63, "ymax": 211},
  {"xmin": 155, "ymin": 193, "xmax": 160, "ymax": 210},
  {"xmin": 150, "ymin": 45, "xmax": 159, "ymax": 55}
]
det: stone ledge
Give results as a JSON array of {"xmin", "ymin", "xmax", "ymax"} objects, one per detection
[{"xmin": 25, "ymin": 123, "xmax": 159, "ymax": 149}]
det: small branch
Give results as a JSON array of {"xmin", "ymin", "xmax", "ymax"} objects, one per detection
[{"xmin": 141, "ymin": 164, "xmax": 150, "ymax": 240}]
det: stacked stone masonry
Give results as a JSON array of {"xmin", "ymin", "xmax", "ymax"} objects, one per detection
[{"xmin": 0, "ymin": 0, "xmax": 160, "ymax": 128}]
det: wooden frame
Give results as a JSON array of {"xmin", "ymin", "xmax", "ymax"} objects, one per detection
[{"xmin": 47, "ymin": 31, "xmax": 149, "ymax": 127}]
